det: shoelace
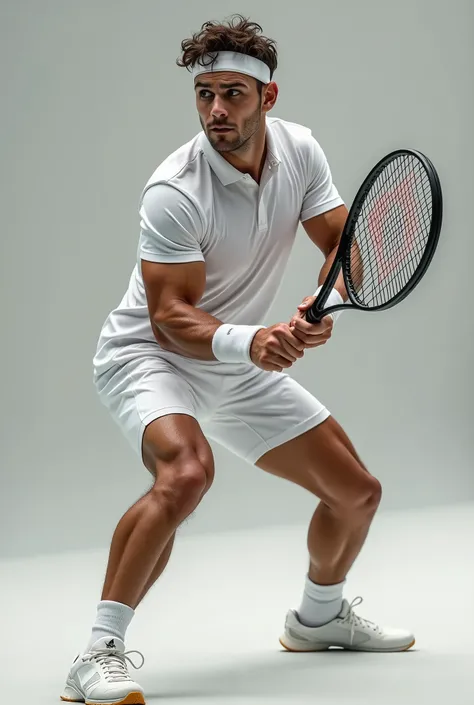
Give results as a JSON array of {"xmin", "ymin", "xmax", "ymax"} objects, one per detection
[
  {"xmin": 83, "ymin": 649, "xmax": 145, "ymax": 683},
  {"xmin": 342, "ymin": 596, "xmax": 382, "ymax": 645}
]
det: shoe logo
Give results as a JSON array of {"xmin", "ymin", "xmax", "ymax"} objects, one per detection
[
  {"xmin": 227, "ymin": 328, "xmax": 233, "ymax": 335},
  {"xmin": 105, "ymin": 639, "xmax": 116, "ymax": 649}
]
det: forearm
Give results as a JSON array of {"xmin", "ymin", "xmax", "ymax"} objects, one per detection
[
  {"xmin": 318, "ymin": 239, "xmax": 364, "ymax": 301},
  {"xmin": 318, "ymin": 246, "xmax": 349, "ymax": 301},
  {"xmin": 152, "ymin": 302, "xmax": 222, "ymax": 360}
]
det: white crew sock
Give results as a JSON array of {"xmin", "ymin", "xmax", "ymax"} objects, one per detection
[
  {"xmin": 86, "ymin": 600, "xmax": 135, "ymax": 652},
  {"xmin": 297, "ymin": 575, "xmax": 346, "ymax": 627}
]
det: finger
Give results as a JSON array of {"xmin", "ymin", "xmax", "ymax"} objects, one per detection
[
  {"xmin": 280, "ymin": 329, "xmax": 306, "ymax": 354},
  {"xmin": 296, "ymin": 315, "xmax": 334, "ymax": 334},
  {"xmin": 270, "ymin": 325, "xmax": 306, "ymax": 361},
  {"xmin": 269, "ymin": 353, "xmax": 294, "ymax": 368},
  {"xmin": 267, "ymin": 339, "xmax": 297, "ymax": 363},
  {"xmin": 289, "ymin": 315, "xmax": 304, "ymax": 327},
  {"xmin": 321, "ymin": 314, "xmax": 334, "ymax": 327},
  {"xmin": 301, "ymin": 336, "xmax": 330, "ymax": 348},
  {"xmin": 291, "ymin": 319, "xmax": 333, "ymax": 341},
  {"xmin": 291, "ymin": 327, "xmax": 329, "ymax": 347},
  {"xmin": 280, "ymin": 337, "xmax": 305, "ymax": 360},
  {"xmin": 292, "ymin": 307, "xmax": 308, "ymax": 319},
  {"xmin": 290, "ymin": 327, "xmax": 316, "ymax": 345},
  {"xmin": 292, "ymin": 317, "xmax": 325, "ymax": 334},
  {"xmin": 297, "ymin": 299, "xmax": 315, "ymax": 311},
  {"xmin": 275, "ymin": 342, "xmax": 299, "ymax": 362}
]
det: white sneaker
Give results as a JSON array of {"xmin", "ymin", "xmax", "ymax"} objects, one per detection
[
  {"xmin": 280, "ymin": 596, "xmax": 415, "ymax": 653},
  {"xmin": 60, "ymin": 636, "xmax": 146, "ymax": 705}
]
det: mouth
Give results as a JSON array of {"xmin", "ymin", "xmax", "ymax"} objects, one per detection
[{"xmin": 209, "ymin": 126, "xmax": 234, "ymax": 134}]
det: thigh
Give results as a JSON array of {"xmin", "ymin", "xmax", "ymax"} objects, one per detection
[
  {"xmin": 256, "ymin": 415, "xmax": 378, "ymax": 509},
  {"xmin": 95, "ymin": 355, "xmax": 201, "ymax": 465},
  {"xmin": 204, "ymin": 367, "xmax": 330, "ymax": 465}
]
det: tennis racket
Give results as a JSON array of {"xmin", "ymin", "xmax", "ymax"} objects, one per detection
[{"xmin": 305, "ymin": 149, "xmax": 443, "ymax": 324}]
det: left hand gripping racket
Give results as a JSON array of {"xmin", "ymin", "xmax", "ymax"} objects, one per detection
[{"xmin": 305, "ymin": 149, "xmax": 443, "ymax": 324}]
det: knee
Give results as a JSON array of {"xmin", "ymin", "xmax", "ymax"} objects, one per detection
[
  {"xmin": 151, "ymin": 450, "xmax": 214, "ymax": 522},
  {"xmin": 332, "ymin": 474, "xmax": 382, "ymax": 518},
  {"xmin": 354, "ymin": 476, "xmax": 382, "ymax": 515}
]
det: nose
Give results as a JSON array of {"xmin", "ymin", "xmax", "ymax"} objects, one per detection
[{"xmin": 210, "ymin": 96, "xmax": 228, "ymax": 120}]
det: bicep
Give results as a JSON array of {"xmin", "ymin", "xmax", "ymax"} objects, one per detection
[
  {"xmin": 302, "ymin": 204, "xmax": 348, "ymax": 256},
  {"xmin": 141, "ymin": 259, "xmax": 206, "ymax": 323},
  {"xmin": 300, "ymin": 136, "xmax": 345, "ymax": 225},
  {"xmin": 139, "ymin": 183, "xmax": 205, "ymax": 264},
  {"xmin": 138, "ymin": 182, "xmax": 206, "ymax": 321}
]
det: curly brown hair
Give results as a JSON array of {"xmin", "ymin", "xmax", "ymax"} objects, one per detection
[{"xmin": 177, "ymin": 15, "xmax": 278, "ymax": 82}]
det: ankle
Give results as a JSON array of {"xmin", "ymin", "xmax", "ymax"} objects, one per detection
[
  {"xmin": 86, "ymin": 600, "xmax": 135, "ymax": 653},
  {"xmin": 297, "ymin": 575, "xmax": 346, "ymax": 628}
]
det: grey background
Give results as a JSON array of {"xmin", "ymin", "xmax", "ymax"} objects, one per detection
[{"xmin": 1, "ymin": 0, "xmax": 472, "ymax": 559}]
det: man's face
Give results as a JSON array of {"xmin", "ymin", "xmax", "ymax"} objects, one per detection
[{"xmin": 194, "ymin": 71, "xmax": 264, "ymax": 154}]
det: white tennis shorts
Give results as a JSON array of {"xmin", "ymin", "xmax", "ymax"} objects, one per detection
[{"xmin": 94, "ymin": 351, "xmax": 330, "ymax": 465}]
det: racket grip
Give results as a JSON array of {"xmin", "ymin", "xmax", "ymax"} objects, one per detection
[
  {"xmin": 306, "ymin": 287, "xmax": 344, "ymax": 324},
  {"xmin": 305, "ymin": 306, "xmax": 323, "ymax": 324}
]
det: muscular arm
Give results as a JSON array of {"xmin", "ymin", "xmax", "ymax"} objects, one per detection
[
  {"xmin": 139, "ymin": 183, "xmax": 299, "ymax": 367},
  {"xmin": 138, "ymin": 183, "xmax": 226, "ymax": 360},
  {"xmin": 302, "ymin": 205, "xmax": 350, "ymax": 300},
  {"xmin": 303, "ymin": 205, "xmax": 364, "ymax": 298},
  {"xmin": 300, "ymin": 136, "xmax": 363, "ymax": 299},
  {"xmin": 141, "ymin": 259, "xmax": 223, "ymax": 360}
]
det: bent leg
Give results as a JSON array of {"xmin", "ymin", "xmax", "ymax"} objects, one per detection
[
  {"xmin": 101, "ymin": 413, "xmax": 214, "ymax": 609},
  {"xmin": 256, "ymin": 415, "xmax": 381, "ymax": 584}
]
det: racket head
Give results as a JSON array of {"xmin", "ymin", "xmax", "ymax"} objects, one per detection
[{"xmin": 340, "ymin": 149, "xmax": 443, "ymax": 312}]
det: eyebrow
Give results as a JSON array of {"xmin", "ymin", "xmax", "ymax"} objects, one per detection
[{"xmin": 194, "ymin": 81, "xmax": 249, "ymax": 90}]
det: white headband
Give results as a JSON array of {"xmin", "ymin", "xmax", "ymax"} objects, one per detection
[{"xmin": 192, "ymin": 51, "xmax": 271, "ymax": 84}]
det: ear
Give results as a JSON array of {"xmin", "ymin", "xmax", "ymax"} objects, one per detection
[{"xmin": 262, "ymin": 81, "xmax": 278, "ymax": 113}]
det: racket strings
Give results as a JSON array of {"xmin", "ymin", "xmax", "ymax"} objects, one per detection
[
  {"xmin": 352, "ymin": 159, "xmax": 431, "ymax": 283},
  {"xmin": 353, "ymin": 225, "xmax": 428, "ymax": 302},
  {"xmin": 359, "ymin": 163, "xmax": 432, "ymax": 272},
  {"xmin": 353, "ymin": 160, "xmax": 429, "ymax": 288},
  {"xmin": 351, "ymin": 160, "xmax": 432, "ymax": 305},
  {"xmin": 348, "ymin": 155, "xmax": 433, "ymax": 308}
]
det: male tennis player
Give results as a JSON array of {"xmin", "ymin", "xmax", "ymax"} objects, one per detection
[{"xmin": 61, "ymin": 15, "xmax": 414, "ymax": 705}]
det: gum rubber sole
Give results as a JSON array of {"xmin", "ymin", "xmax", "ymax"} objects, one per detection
[
  {"xmin": 60, "ymin": 692, "xmax": 145, "ymax": 705},
  {"xmin": 279, "ymin": 636, "xmax": 416, "ymax": 653}
]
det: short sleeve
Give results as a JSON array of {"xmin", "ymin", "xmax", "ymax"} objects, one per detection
[
  {"xmin": 138, "ymin": 183, "xmax": 205, "ymax": 264},
  {"xmin": 300, "ymin": 137, "xmax": 344, "ymax": 222}
]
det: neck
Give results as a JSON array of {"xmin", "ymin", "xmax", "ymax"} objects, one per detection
[{"xmin": 221, "ymin": 121, "xmax": 268, "ymax": 183}]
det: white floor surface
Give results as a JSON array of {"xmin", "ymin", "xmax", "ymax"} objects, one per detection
[{"xmin": 2, "ymin": 502, "xmax": 473, "ymax": 704}]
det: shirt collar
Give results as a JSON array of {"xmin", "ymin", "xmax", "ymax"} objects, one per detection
[{"xmin": 199, "ymin": 121, "xmax": 282, "ymax": 186}]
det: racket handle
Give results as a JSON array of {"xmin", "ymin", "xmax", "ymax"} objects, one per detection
[
  {"xmin": 305, "ymin": 305, "xmax": 323, "ymax": 324},
  {"xmin": 306, "ymin": 286, "xmax": 345, "ymax": 324},
  {"xmin": 305, "ymin": 284, "xmax": 333, "ymax": 323}
]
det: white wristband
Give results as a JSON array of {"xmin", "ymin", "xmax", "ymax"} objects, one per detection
[
  {"xmin": 314, "ymin": 286, "xmax": 344, "ymax": 323},
  {"xmin": 212, "ymin": 324, "xmax": 265, "ymax": 363}
]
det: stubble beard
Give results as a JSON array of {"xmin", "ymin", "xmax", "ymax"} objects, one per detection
[{"xmin": 203, "ymin": 105, "xmax": 262, "ymax": 154}]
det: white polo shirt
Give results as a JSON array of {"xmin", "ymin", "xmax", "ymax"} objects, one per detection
[{"xmin": 93, "ymin": 117, "xmax": 344, "ymax": 377}]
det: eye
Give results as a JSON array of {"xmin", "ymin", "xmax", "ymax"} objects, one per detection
[
  {"xmin": 227, "ymin": 89, "xmax": 241, "ymax": 97},
  {"xmin": 199, "ymin": 90, "xmax": 213, "ymax": 100}
]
